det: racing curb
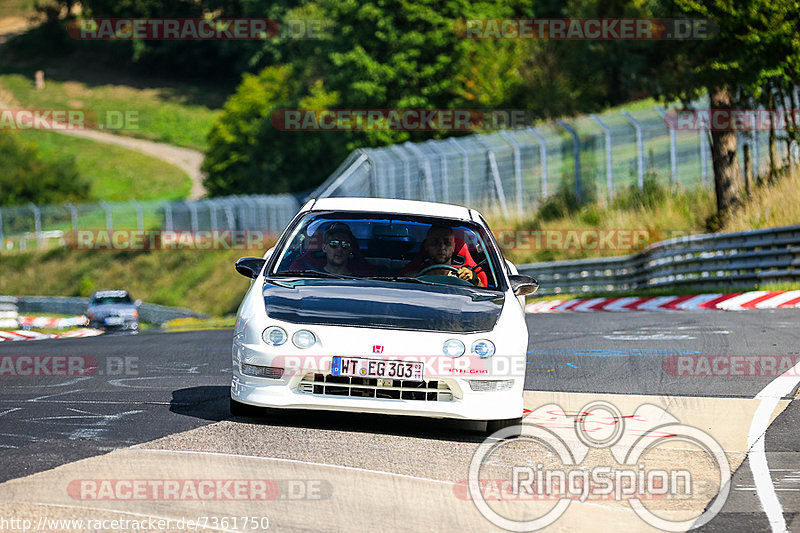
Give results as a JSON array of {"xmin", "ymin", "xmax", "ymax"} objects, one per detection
[
  {"xmin": 0, "ymin": 328, "xmax": 103, "ymax": 342},
  {"xmin": 525, "ymin": 290, "xmax": 800, "ymax": 313}
]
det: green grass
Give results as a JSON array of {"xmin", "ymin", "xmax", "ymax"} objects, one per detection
[
  {"xmin": 0, "ymin": 71, "xmax": 223, "ymax": 150},
  {"xmin": 12, "ymin": 130, "xmax": 192, "ymax": 202}
]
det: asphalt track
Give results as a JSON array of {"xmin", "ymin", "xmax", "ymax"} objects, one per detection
[{"xmin": 0, "ymin": 310, "xmax": 797, "ymax": 532}]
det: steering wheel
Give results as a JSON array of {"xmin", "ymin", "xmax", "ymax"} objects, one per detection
[{"xmin": 418, "ymin": 264, "xmax": 460, "ymax": 276}]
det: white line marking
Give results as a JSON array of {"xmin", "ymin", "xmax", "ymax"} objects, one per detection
[
  {"xmin": 747, "ymin": 357, "xmax": 800, "ymax": 533},
  {"xmin": 140, "ymin": 448, "xmax": 454, "ymax": 486}
]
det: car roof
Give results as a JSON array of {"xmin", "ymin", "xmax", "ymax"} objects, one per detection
[{"xmin": 305, "ymin": 197, "xmax": 476, "ymax": 221}]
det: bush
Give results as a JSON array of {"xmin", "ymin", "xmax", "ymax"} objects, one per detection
[{"xmin": 0, "ymin": 132, "xmax": 90, "ymax": 205}]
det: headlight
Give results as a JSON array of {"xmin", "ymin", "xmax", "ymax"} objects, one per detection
[
  {"xmin": 292, "ymin": 329, "xmax": 316, "ymax": 349},
  {"xmin": 262, "ymin": 326, "xmax": 288, "ymax": 346},
  {"xmin": 471, "ymin": 339, "xmax": 495, "ymax": 358},
  {"xmin": 442, "ymin": 339, "xmax": 465, "ymax": 357}
]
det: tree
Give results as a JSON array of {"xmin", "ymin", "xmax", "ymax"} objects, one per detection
[
  {"xmin": 0, "ymin": 133, "xmax": 89, "ymax": 205},
  {"xmin": 646, "ymin": 0, "xmax": 800, "ymax": 224},
  {"xmin": 202, "ymin": 0, "xmax": 524, "ymax": 195}
]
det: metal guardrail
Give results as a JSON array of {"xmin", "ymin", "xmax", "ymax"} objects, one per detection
[
  {"xmin": 15, "ymin": 297, "xmax": 207, "ymax": 324},
  {"xmin": 517, "ymin": 225, "xmax": 800, "ymax": 295}
]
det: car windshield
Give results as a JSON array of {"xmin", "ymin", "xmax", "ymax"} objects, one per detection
[
  {"xmin": 270, "ymin": 212, "xmax": 504, "ymax": 290},
  {"xmin": 91, "ymin": 295, "xmax": 133, "ymax": 305}
]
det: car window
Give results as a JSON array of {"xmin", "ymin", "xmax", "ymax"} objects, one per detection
[
  {"xmin": 271, "ymin": 212, "xmax": 502, "ymax": 290},
  {"xmin": 90, "ymin": 295, "xmax": 133, "ymax": 305}
]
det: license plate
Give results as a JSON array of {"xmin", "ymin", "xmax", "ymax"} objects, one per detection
[
  {"xmin": 104, "ymin": 316, "xmax": 123, "ymax": 325},
  {"xmin": 331, "ymin": 356, "xmax": 423, "ymax": 381}
]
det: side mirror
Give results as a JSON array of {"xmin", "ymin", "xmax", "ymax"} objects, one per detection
[
  {"xmin": 509, "ymin": 274, "xmax": 538, "ymax": 296},
  {"xmin": 235, "ymin": 257, "xmax": 266, "ymax": 279},
  {"xmin": 134, "ymin": 299, "xmax": 142, "ymax": 307}
]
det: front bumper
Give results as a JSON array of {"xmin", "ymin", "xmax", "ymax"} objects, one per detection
[{"xmin": 230, "ymin": 367, "xmax": 523, "ymax": 421}]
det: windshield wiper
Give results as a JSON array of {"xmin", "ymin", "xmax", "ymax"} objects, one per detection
[
  {"xmin": 364, "ymin": 276, "xmax": 434, "ymax": 285},
  {"xmin": 275, "ymin": 270, "xmax": 356, "ymax": 280}
]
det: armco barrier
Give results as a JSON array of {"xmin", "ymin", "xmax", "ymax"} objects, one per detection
[
  {"xmin": 0, "ymin": 296, "xmax": 19, "ymax": 329},
  {"xmin": 517, "ymin": 225, "xmax": 800, "ymax": 295},
  {"xmin": 14, "ymin": 296, "xmax": 207, "ymax": 324}
]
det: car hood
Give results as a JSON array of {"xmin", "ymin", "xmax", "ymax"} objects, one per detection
[{"xmin": 263, "ymin": 278, "xmax": 504, "ymax": 333}]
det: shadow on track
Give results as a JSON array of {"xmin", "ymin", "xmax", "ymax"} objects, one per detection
[{"xmin": 170, "ymin": 386, "xmax": 487, "ymax": 443}]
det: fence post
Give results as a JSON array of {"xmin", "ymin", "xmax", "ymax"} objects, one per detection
[
  {"xmin": 64, "ymin": 202, "xmax": 78, "ymax": 232},
  {"xmin": 403, "ymin": 142, "xmax": 436, "ymax": 202},
  {"xmin": 185, "ymin": 201, "xmax": 199, "ymax": 232},
  {"xmin": 424, "ymin": 140, "xmax": 450, "ymax": 204},
  {"xmin": 448, "ymin": 137, "xmax": 471, "ymax": 205},
  {"xmin": 28, "ymin": 203, "xmax": 42, "ymax": 248},
  {"xmin": 372, "ymin": 150, "xmax": 395, "ymax": 198},
  {"xmin": 698, "ymin": 114, "xmax": 710, "ymax": 184},
  {"xmin": 654, "ymin": 106, "xmax": 677, "ymax": 186},
  {"xmin": 162, "ymin": 201, "xmax": 173, "ymax": 231},
  {"xmin": 208, "ymin": 200, "xmax": 218, "ymax": 230},
  {"xmin": 589, "ymin": 113, "xmax": 614, "ymax": 200},
  {"xmin": 557, "ymin": 120, "xmax": 583, "ymax": 202},
  {"xmin": 500, "ymin": 131, "xmax": 524, "ymax": 216},
  {"xmin": 524, "ymin": 127, "xmax": 548, "ymax": 198},
  {"xmin": 621, "ymin": 110, "xmax": 644, "ymax": 189},
  {"xmin": 474, "ymin": 136, "xmax": 509, "ymax": 217},
  {"xmin": 130, "ymin": 200, "xmax": 143, "ymax": 232},
  {"xmin": 750, "ymin": 115, "xmax": 760, "ymax": 178},
  {"xmin": 389, "ymin": 145, "xmax": 413, "ymax": 198},
  {"xmin": 98, "ymin": 201, "xmax": 113, "ymax": 232}
]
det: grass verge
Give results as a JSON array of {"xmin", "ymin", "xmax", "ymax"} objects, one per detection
[
  {"xmin": 0, "ymin": 69, "xmax": 223, "ymax": 151},
  {"xmin": 12, "ymin": 130, "xmax": 192, "ymax": 202}
]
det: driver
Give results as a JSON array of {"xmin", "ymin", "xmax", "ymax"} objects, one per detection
[{"xmin": 400, "ymin": 225, "xmax": 485, "ymax": 287}]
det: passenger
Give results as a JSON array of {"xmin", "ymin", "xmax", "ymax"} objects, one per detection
[
  {"xmin": 289, "ymin": 222, "xmax": 377, "ymax": 276},
  {"xmin": 399, "ymin": 225, "xmax": 486, "ymax": 287},
  {"xmin": 320, "ymin": 222, "xmax": 356, "ymax": 275}
]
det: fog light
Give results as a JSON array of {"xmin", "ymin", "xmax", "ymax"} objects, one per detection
[
  {"xmin": 442, "ymin": 339, "xmax": 465, "ymax": 357},
  {"xmin": 471, "ymin": 340, "xmax": 495, "ymax": 358},
  {"xmin": 292, "ymin": 329, "xmax": 316, "ymax": 349},
  {"xmin": 263, "ymin": 326, "xmax": 288, "ymax": 346},
  {"xmin": 241, "ymin": 364, "xmax": 284, "ymax": 379},
  {"xmin": 468, "ymin": 379, "xmax": 514, "ymax": 392}
]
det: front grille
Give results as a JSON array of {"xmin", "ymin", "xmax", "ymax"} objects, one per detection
[{"xmin": 298, "ymin": 373, "xmax": 453, "ymax": 401}]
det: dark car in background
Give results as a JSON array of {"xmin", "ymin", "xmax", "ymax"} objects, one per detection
[{"xmin": 86, "ymin": 290, "xmax": 140, "ymax": 332}]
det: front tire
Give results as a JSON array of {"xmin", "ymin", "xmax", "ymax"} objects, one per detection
[{"xmin": 485, "ymin": 417, "xmax": 523, "ymax": 437}]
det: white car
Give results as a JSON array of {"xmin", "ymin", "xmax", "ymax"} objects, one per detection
[{"xmin": 230, "ymin": 198, "xmax": 537, "ymax": 432}]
